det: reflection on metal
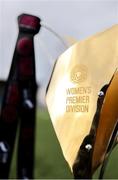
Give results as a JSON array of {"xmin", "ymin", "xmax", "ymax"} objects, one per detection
[
  {"xmin": 46, "ymin": 25, "xmax": 118, "ymax": 171},
  {"xmin": 72, "ymin": 71, "xmax": 118, "ymax": 179},
  {"xmin": 92, "ymin": 69, "xmax": 118, "ymax": 171}
]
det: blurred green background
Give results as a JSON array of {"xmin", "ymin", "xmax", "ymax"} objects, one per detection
[
  {"xmin": 10, "ymin": 109, "xmax": 118, "ymax": 179},
  {"xmin": 9, "ymin": 109, "xmax": 73, "ymax": 179}
]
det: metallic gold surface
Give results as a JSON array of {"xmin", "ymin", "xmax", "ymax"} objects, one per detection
[
  {"xmin": 92, "ymin": 70, "xmax": 118, "ymax": 171},
  {"xmin": 46, "ymin": 25, "xmax": 118, "ymax": 170}
]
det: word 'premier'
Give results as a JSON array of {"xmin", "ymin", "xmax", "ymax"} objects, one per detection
[{"xmin": 66, "ymin": 87, "xmax": 91, "ymax": 113}]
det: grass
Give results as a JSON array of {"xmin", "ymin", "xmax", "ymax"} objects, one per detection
[
  {"xmin": 10, "ymin": 108, "xmax": 73, "ymax": 179},
  {"xmin": 9, "ymin": 108, "xmax": 118, "ymax": 179}
]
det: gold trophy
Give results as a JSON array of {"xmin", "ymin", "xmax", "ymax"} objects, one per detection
[{"xmin": 46, "ymin": 25, "xmax": 118, "ymax": 178}]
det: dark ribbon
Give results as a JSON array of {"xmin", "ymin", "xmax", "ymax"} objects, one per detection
[{"xmin": 0, "ymin": 14, "xmax": 40, "ymax": 179}]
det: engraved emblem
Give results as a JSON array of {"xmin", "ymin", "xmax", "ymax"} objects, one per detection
[{"xmin": 71, "ymin": 65, "xmax": 88, "ymax": 84}]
